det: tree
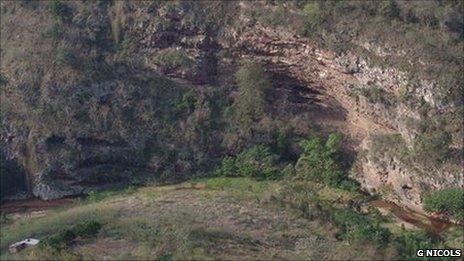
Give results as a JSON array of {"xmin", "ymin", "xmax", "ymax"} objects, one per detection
[
  {"xmin": 423, "ymin": 188, "xmax": 464, "ymax": 221},
  {"xmin": 379, "ymin": 0, "xmax": 400, "ymax": 19},
  {"xmin": 233, "ymin": 61, "xmax": 270, "ymax": 121},
  {"xmin": 301, "ymin": 2, "xmax": 325, "ymax": 30},
  {"xmin": 295, "ymin": 133, "xmax": 347, "ymax": 187}
]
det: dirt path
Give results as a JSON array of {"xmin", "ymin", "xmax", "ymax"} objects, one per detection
[
  {"xmin": 369, "ymin": 200, "xmax": 455, "ymax": 236},
  {"xmin": 0, "ymin": 198, "xmax": 76, "ymax": 214}
]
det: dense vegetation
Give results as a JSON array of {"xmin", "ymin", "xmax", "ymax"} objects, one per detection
[
  {"xmin": 424, "ymin": 188, "xmax": 464, "ymax": 221},
  {"xmin": 253, "ymin": 0, "xmax": 463, "ymax": 163},
  {"xmin": 0, "ymin": 1, "xmax": 463, "ymax": 259}
]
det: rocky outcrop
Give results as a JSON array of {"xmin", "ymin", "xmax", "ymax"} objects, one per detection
[
  {"xmin": 357, "ymin": 144, "xmax": 463, "ymax": 212},
  {"xmin": 0, "ymin": 2, "xmax": 460, "ymax": 210},
  {"xmin": 228, "ymin": 24, "xmax": 462, "ymax": 212}
]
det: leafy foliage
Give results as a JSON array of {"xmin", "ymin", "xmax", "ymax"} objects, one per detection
[
  {"xmin": 214, "ymin": 145, "xmax": 279, "ymax": 180},
  {"xmin": 413, "ymin": 131, "xmax": 452, "ymax": 165},
  {"xmin": 0, "ymin": 74, "xmax": 8, "ymax": 87},
  {"xmin": 57, "ymin": 48, "xmax": 79, "ymax": 68},
  {"xmin": 49, "ymin": 0, "xmax": 71, "ymax": 22},
  {"xmin": 423, "ymin": 188, "xmax": 464, "ymax": 221},
  {"xmin": 233, "ymin": 61, "xmax": 270, "ymax": 121},
  {"xmin": 295, "ymin": 133, "xmax": 355, "ymax": 189},
  {"xmin": 379, "ymin": 0, "xmax": 401, "ymax": 19},
  {"xmin": 329, "ymin": 208, "xmax": 391, "ymax": 244},
  {"xmin": 301, "ymin": 2, "xmax": 326, "ymax": 31},
  {"xmin": 39, "ymin": 220, "xmax": 102, "ymax": 249},
  {"xmin": 154, "ymin": 49, "xmax": 195, "ymax": 71},
  {"xmin": 360, "ymin": 86, "xmax": 397, "ymax": 107},
  {"xmin": 393, "ymin": 230, "xmax": 435, "ymax": 260}
]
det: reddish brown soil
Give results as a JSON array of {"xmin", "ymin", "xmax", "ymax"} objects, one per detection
[
  {"xmin": 368, "ymin": 200, "xmax": 454, "ymax": 235},
  {"xmin": 0, "ymin": 198, "xmax": 76, "ymax": 214}
]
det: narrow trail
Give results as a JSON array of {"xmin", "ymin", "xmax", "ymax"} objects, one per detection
[
  {"xmin": 0, "ymin": 198, "xmax": 75, "ymax": 214},
  {"xmin": 368, "ymin": 200, "xmax": 455, "ymax": 236}
]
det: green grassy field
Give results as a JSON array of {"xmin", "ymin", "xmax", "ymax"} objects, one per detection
[{"xmin": 1, "ymin": 178, "xmax": 462, "ymax": 260}]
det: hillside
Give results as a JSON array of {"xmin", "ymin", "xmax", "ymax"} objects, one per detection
[
  {"xmin": 1, "ymin": 177, "xmax": 462, "ymax": 260},
  {"xmin": 0, "ymin": 1, "xmax": 463, "ymax": 260}
]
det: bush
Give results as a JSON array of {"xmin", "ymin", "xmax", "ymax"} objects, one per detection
[
  {"xmin": 378, "ymin": 0, "xmax": 400, "ymax": 19},
  {"xmin": 413, "ymin": 131, "xmax": 452, "ymax": 165},
  {"xmin": 49, "ymin": 0, "xmax": 71, "ymax": 22},
  {"xmin": 0, "ymin": 74, "xmax": 8, "ymax": 86},
  {"xmin": 443, "ymin": 7, "xmax": 464, "ymax": 36},
  {"xmin": 214, "ymin": 145, "xmax": 279, "ymax": 179},
  {"xmin": 295, "ymin": 133, "xmax": 352, "ymax": 188},
  {"xmin": 301, "ymin": 2, "xmax": 325, "ymax": 31},
  {"xmin": 73, "ymin": 220, "xmax": 102, "ymax": 236},
  {"xmin": 235, "ymin": 145, "xmax": 279, "ymax": 179},
  {"xmin": 330, "ymin": 208, "xmax": 391, "ymax": 244},
  {"xmin": 42, "ymin": 24, "xmax": 63, "ymax": 39},
  {"xmin": 57, "ymin": 48, "xmax": 79, "ymax": 68},
  {"xmin": 40, "ymin": 220, "xmax": 102, "ymax": 249},
  {"xmin": 423, "ymin": 188, "xmax": 464, "ymax": 221},
  {"xmin": 393, "ymin": 230, "xmax": 435, "ymax": 260},
  {"xmin": 154, "ymin": 49, "xmax": 195, "ymax": 71},
  {"xmin": 214, "ymin": 156, "xmax": 236, "ymax": 177},
  {"xmin": 360, "ymin": 86, "xmax": 397, "ymax": 106},
  {"xmin": 233, "ymin": 61, "xmax": 270, "ymax": 121}
]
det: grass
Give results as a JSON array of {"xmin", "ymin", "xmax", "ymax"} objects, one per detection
[
  {"xmin": 0, "ymin": 202, "xmax": 118, "ymax": 248},
  {"xmin": 0, "ymin": 202, "xmax": 119, "ymax": 260},
  {"xmin": 1, "ymin": 177, "xmax": 460, "ymax": 260},
  {"xmin": 202, "ymin": 177, "xmax": 275, "ymax": 202}
]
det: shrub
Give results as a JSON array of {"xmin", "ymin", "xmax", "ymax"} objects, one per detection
[
  {"xmin": 330, "ymin": 208, "xmax": 391, "ymax": 244},
  {"xmin": 301, "ymin": 2, "xmax": 325, "ymax": 31},
  {"xmin": 214, "ymin": 145, "xmax": 279, "ymax": 179},
  {"xmin": 414, "ymin": 5, "xmax": 439, "ymax": 28},
  {"xmin": 57, "ymin": 48, "xmax": 79, "ymax": 68},
  {"xmin": 281, "ymin": 163, "xmax": 296, "ymax": 178},
  {"xmin": 442, "ymin": 7, "xmax": 464, "ymax": 36},
  {"xmin": 0, "ymin": 74, "xmax": 8, "ymax": 86},
  {"xmin": 393, "ymin": 230, "xmax": 435, "ymax": 260},
  {"xmin": 378, "ymin": 0, "xmax": 400, "ymax": 19},
  {"xmin": 295, "ymin": 133, "xmax": 351, "ymax": 188},
  {"xmin": 261, "ymin": 5, "xmax": 290, "ymax": 28},
  {"xmin": 235, "ymin": 145, "xmax": 279, "ymax": 179},
  {"xmin": 423, "ymin": 188, "xmax": 464, "ymax": 221},
  {"xmin": 369, "ymin": 133, "xmax": 409, "ymax": 161},
  {"xmin": 73, "ymin": 220, "xmax": 102, "ymax": 237},
  {"xmin": 360, "ymin": 86, "xmax": 397, "ymax": 106},
  {"xmin": 40, "ymin": 220, "xmax": 102, "ymax": 249},
  {"xmin": 49, "ymin": 0, "xmax": 71, "ymax": 22},
  {"xmin": 413, "ymin": 131, "xmax": 452, "ymax": 165},
  {"xmin": 42, "ymin": 24, "xmax": 63, "ymax": 39},
  {"xmin": 172, "ymin": 91, "xmax": 197, "ymax": 117},
  {"xmin": 154, "ymin": 49, "xmax": 195, "ymax": 70},
  {"xmin": 233, "ymin": 61, "xmax": 270, "ymax": 121},
  {"xmin": 214, "ymin": 156, "xmax": 236, "ymax": 177}
]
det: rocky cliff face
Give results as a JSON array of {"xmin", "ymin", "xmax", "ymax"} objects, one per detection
[
  {"xmin": 226, "ymin": 24, "xmax": 462, "ymax": 211},
  {"xmin": 1, "ymin": 1, "xmax": 461, "ymax": 211}
]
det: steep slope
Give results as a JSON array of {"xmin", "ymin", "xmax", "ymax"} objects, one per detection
[
  {"xmin": 1, "ymin": 1, "xmax": 462, "ymax": 215},
  {"xmin": 229, "ymin": 24, "xmax": 463, "ymax": 211}
]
